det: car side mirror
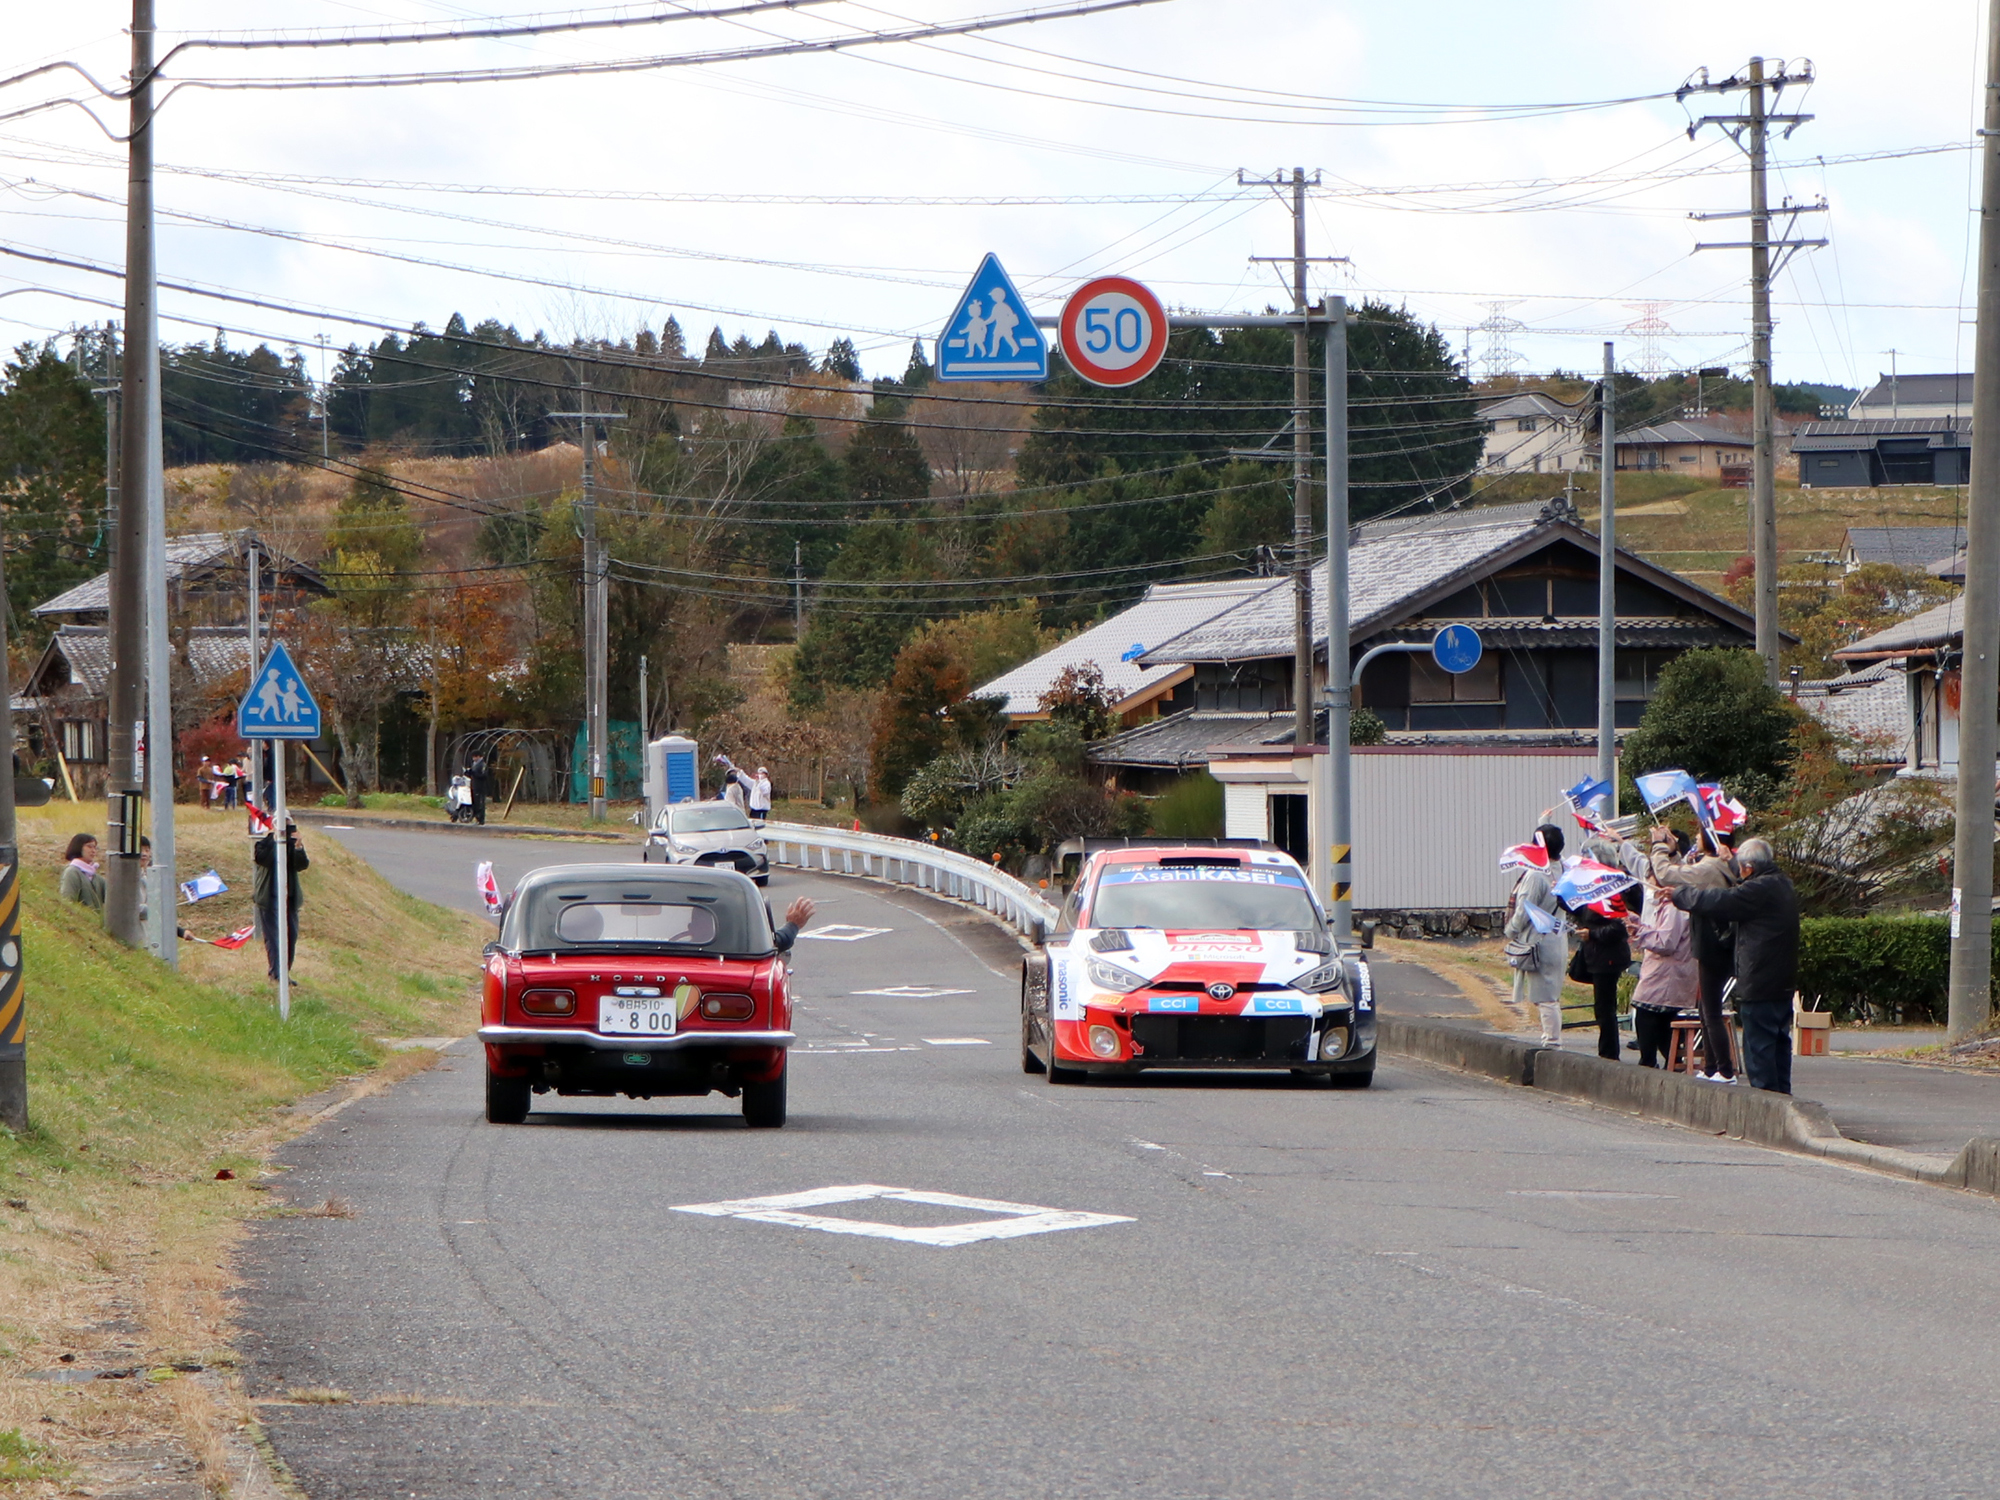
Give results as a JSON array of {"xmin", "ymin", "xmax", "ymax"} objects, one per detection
[{"xmin": 481, "ymin": 941, "xmax": 502, "ymax": 959}]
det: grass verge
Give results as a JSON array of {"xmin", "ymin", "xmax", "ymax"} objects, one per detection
[{"xmin": 0, "ymin": 802, "xmax": 484, "ymax": 1495}]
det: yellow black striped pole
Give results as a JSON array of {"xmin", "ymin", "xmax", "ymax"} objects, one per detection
[{"xmin": 0, "ymin": 849, "xmax": 24, "ymax": 1130}]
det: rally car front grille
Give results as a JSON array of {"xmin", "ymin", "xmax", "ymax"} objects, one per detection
[{"xmin": 1128, "ymin": 1014, "xmax": 1313, "ymax": 1063}]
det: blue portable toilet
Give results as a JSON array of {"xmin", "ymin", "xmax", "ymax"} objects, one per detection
[{"xmin": 645, "ymin": 736, "xmax": 699, "ymax": 826}]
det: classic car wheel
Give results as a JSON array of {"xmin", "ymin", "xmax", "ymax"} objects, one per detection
[
  {"xmin": 742, "ymin": 1063, "xmax": 787, "ymax": 1128},
  {"xmin": 486, "ymin": 1067, "xmax": 531, "ymax": 1124}
]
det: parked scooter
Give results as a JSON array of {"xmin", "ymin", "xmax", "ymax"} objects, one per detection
[{"xmin": 446, "ymin": 774, "xmax": 477, "ymax": 823}]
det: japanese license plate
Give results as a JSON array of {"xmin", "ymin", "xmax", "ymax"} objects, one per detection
[{"xmin": 598, "ymin": 990, "xmax": 676, "ymax": 1036}]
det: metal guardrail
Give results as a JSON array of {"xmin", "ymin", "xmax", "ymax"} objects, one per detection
[{"xmin": 764, "ymin": 821, "xmax": 1058, "ymax": 942}]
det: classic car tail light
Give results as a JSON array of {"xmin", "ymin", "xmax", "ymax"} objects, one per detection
[
  {"xmin": 519, "ymin": 988, "xmax": 576, "ymax": 1016},
  {"xmin": 698, "ymin": 992, "xmax": 757, "ymax": 1021}
]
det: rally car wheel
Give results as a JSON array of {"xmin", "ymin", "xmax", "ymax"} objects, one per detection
[
  {"xmin": 742, "ymin": 1064, "xmax": 787, "ymax": 1128},
  {"xmin": 1045, "ymin": 1046, "xmax": 1084, "ymax": 1086},
  {"xmin": 1329, "ymin": 1064, "xmax": 1375, "ymax": 1090},
  {"xmin": 1020, "ymin": 1011, "xmax": 1046, "ymax": 1074},
  {"xmin": 486, "ymin": 1067, "xmax": 531, "ymax": 1125}
]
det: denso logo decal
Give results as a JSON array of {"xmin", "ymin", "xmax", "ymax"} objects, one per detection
[{"xmin": 1165, "ymin": 931, "xmax": 1259, "ymax": 947}]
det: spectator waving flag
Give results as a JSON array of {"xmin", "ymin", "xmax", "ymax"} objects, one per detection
[
  {"xmin": 1553, "ymin": 855, "xmax": 1639, "ymax": 907},
  {"xmin": 1633, "ymin": 768, "xmax": 1699, "ymax": 814},
  {"xmin": 1562, "ymin": 775, "xmax": 1614, "ymax": 831},
  {"xmin": 1498, "ymin": 831, "xmax": 1552, "ymax": 872},
  {"xmin": 1694, "ymin": 783, "xmax": 1748, "ymax": 835}
]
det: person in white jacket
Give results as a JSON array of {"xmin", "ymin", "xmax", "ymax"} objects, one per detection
[
  {"xmin": 747, "ymin": 766, "xmax": 773, "ymax": 822},
  {"xmin": 1503, "ymin": 822, "xmax": 1568, "ymax": 1046}
]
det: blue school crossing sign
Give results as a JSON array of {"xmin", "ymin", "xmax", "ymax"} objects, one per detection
[
  {"xmin": 936, "ymin": 253, "xmax": 1047, "ymax": 381},
  {"xmin": 1431, "ymin": 624, "xmax": 1483, "ymax": 674},
  {"xmin": 237, "ymin": 641, "xmax": 322, "ymax": 740}
]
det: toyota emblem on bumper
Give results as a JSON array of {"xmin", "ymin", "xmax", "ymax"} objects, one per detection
[{"xmin": 1206, "ymin": 981, "xmax": 1237, "ymax": 1001}]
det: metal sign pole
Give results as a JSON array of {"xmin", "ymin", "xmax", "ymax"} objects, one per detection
[{"xmin": 273, "ymin": 739, "xmax": 289, "ymax": 1022}]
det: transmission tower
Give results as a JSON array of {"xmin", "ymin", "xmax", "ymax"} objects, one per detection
[
  {"xmin": 1623, "ymin": 302, "xmax": 1676, "ymax": 377},
  {"xmin": 1475, "ymin": 301, "xmax": 1526, "ymax": 380}
]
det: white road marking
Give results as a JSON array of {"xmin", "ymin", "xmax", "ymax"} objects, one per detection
[
  {"xmin": 323, "ymin": 825, "xmax": 355, "ymax": 830},
  {"xmin": 923, "ymin": 1037, "xmax": 991, "ymax": 1047},
  {"xmin": 797, "ymin": 923, "xmax": 892, "ymax": 942},
  {"xmin": 792, "ymin": 1046, "xmax": 917, "ymax": 1054},
  {"xmin": 1508, "ymin": 1190, "xmax": 1680, "ymax": 1200},
  {"xmin": 851, "ymin": 985, "xmax": 975, "ymax": 998},
  {"xmin": 672, "ymin": 1183, "xmax": 1133, "ymax": 1248}
]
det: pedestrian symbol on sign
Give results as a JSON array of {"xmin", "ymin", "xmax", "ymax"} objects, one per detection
[
  {"xmin": 936, "ymin": 254, "xmax": 1047, "ymax": 381},
  {"xmin": 236, "ymin": 641, "xmax": 322, "ymax": 740}
]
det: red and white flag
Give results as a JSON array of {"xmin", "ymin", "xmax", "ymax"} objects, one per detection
[
  {"xmin": 201, "ymin": 925, "xmax": 257, "ymax": 950},
  {"xmin": 476, "ymin": 861, "xmax": 504, "ymax": 919},
  {"xmin": 1498, "ymin": 832, "xmax": 1552, "ymax": 872}
]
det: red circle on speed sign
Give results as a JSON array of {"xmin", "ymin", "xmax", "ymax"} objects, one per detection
[{"xmin": 1059, "ymin": 276, "xmax": 1168, "ymax": 387}]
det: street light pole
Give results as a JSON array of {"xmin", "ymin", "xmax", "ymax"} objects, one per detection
[{"xmin": 1323, "ymin": 297, "xmax": 1352, "ymax": 945}]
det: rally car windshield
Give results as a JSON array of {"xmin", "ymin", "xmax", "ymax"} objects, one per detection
[{"xmin": 1088, "ymin": 866, "xmax": 1322, "ymax": 933}]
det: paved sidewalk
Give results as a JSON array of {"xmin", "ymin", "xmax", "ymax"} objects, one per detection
[{"xmin": 1375, "ymin": 951, "xmax": 1998, "ymax": 1164}]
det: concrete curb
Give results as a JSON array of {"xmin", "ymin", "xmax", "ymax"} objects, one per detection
[
  {"xmin": 1379, "ymin": 1015, "xmax": 2000, "ymax": 1200},
  {"xmin": 289, "ymin": 809, "xmax": 629, "ymax": 842}
]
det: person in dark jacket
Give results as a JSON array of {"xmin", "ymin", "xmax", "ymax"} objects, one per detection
[
  {"xmin": 1650, "ymin": 827, "xmax": 1740, "ymax": 1082},
  {"xmin": 1570, "ymin": 897, "xmax": 1632, "ymax": 1061},
  {"xmin": 466, "ymin": 755, "xmax": 490, "ymax": 825},
  {"xmin": 1670, "ymin": 837, "xmax": 1800, "ymax": 1094},
  {"xmin": 253, "ymin": 820, "xmax": 310, "ymax": 981}
]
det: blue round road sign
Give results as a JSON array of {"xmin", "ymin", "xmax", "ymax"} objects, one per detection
[{"xmin": 1432, "ymin": 624, "xmax": 1483, "ymax": 674}]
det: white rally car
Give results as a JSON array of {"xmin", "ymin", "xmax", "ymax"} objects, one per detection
[{"xmin": 1021, "ymin": 844, "xmax": 1374, "ymax": 1086}]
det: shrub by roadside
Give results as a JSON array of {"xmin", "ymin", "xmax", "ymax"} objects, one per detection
[{"xmin": 1794, "ymin": 915, "xmax": 1992, "ymax": 1025}]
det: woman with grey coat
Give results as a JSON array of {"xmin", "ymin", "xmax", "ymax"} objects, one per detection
[{"xmin": 1504, "ymin": 822, "xmax": 1568, "ymax": 1046}]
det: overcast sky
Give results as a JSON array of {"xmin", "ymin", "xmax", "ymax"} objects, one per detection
[{"xmin": 1, "ymin": 1, "xmax": 1987, "ymax": 392}]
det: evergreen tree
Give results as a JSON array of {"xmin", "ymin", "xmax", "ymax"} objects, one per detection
[
  {"xmin": 661, "ymin": 318, "xmax": 687, "ymax": 360},
  {"xmin": 1621, "ymin": 648, "xmax": 1801, "ymax": 811},
  {"xmin": 705, "ymin": 327, "xmax": 730, "ymax": 363},
  {"xmin": 0, "ymin": 342, "xmax": 105, "ymax": 641},
  {"xmin": 901, "ymin": 339, "xmax": 934, "ymax": 390},
  {"xmin": 823, "ymin": 338, "xmax": 862, "ymax": 381},
  {"xmin": 844, "ymin": 415, "xmax": 931, "ymax": 503}
]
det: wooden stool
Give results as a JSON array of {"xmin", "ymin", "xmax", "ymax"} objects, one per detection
[{"xmin": 1666, "ymin": 1018, "xmax": 1705, "ymax": 1075}]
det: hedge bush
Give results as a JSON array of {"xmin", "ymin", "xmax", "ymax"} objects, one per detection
[{"xmin": 1795, "ymin": 916, "xmax": 2000, "ymax": 1024}]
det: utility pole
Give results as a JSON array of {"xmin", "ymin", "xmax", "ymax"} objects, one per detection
[
  {"xmin": 317, "ymin": 332, "xmax": 331, "ymax": 461},
  {"xmin": 1245, "ymin": 167, "xmax": 1339, "ymax": 753},
  {"xmin": 105, "ymin": 0, "xmax": 156, "ymax": 948},
  {"xmin": 1883, "ymin": 349, "xmax": 1901, "ymax": 418},
  {"xmin": 1945, "ymin": 0, "xmax": 2000, "ymax": 1046},
  {"xmin": 0, "ymin": 539, "xmax": 26, "ymax": 1132},
  {"xmin": 1597, "ymin": 342, "xmax": 1618, "ymax": 809},
  {"xmin": 549, "ymin": 383, "xmax": 624, "ymax": 821},
  {"xmin": 1684, "ymin": 56, "xmax": 1825, "ymax": 688},
  {"xmin": 638, "ymin": 654, "xmax": 649, "ymax": 746},
  {"xmin": 793, "ymin": 540, "xmax": 805, "ymax": 639},
  {"xmin": 1322, "ymin": 297, "xmax": 1352, "ymax": 944}
]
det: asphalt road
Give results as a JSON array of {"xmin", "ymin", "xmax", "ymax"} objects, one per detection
[{"xmin": 239, "ymin": 828, "xmax": 2000, "ymax": 1499}]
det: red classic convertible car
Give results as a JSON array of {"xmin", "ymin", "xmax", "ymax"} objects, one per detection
[{"xmin": 478, "ymin": 863, "xmax": 799, "ymax": 1127}]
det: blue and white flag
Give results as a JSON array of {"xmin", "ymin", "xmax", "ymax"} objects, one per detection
[
  {"xmin": 1521, "ymin": 900, "xmax": 1563, "ymax": 935},
  {"xmin": 179, "ymin": 869, "xmax": 227, "ymax": 904},
  {"xmin": 1563, "ymin": 775, "xmax": 1613, "ymax": 819},
  {"xmin": 1633, "ymin": 768, "xmax": 1699, "ymax": 814}
]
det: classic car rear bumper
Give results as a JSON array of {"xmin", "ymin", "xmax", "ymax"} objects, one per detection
[{"xmin": 478, "ymin": 1026, "xmax": 795, "ymax": 1051}]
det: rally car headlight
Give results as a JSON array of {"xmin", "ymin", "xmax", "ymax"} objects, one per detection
[
  {"xmin": 1084, "ymin": 957, "xmax": 1149, "ymax": 994},
  {"xmin": 1295, "ymin": 962, "xmax": 1346, "ymax": 994}
]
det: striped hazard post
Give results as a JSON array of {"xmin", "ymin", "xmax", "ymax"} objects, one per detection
[{"xmin": 0, "ymin": 846, "xmax": 23, "ymax": 1130}]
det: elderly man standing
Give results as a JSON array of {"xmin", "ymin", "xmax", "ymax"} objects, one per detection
[
  {"xmin": 1649, "ymin": 828, "xmax": 1741, "ymax": 1083},
  {"xmin": 1669, "ymin": 838, "xmax": 1800, "ymax": 1094}
]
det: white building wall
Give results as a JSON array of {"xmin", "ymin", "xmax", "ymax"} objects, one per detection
[
  {"xmin": 1223, "ymin": 782, "xmax": 1267, "ymax": 842},
  {"xmin": 1350, "ymin": 748, "xmax": 1603, "ymax": 910}
]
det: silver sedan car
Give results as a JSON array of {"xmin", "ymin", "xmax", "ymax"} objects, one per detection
[{"xmin": 642, "ymin": 801, "xmax": 770, "ymax": 884}]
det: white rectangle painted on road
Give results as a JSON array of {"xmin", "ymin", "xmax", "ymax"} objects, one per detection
[
  {"xmin": 797, "ymin": 924, "xmax": 892, "ymax": 942},
  {"xmin": 671, "ymin": 1183, "xmax": 1134, "ymax": 1247},
  {"xmin": 923, "ymin": 1038, "xmax": 991, "ymax": 1046},
  {"xmin": 852, "ymin": 985, "xmax": 975, "ymax": 998}
]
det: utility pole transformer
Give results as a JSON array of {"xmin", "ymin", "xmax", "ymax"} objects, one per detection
[
  {"xmin": 550, "ymin": 386, "xmax": 625, "ymax": 821},
  {"xmin": 1683, "ymin": 57, "xmax": 1826, "ymax": 688},
  {"xmin": 106, "ymin": 0, "xmax": 156, "ymax": 948},
  {"xmin": 1945, "ymin": 0, "xmax": 2000, "ymax": 1045},
  {"xmin": 1597, "ymin": 342, "xmax": 1617, "ymax": 809}
]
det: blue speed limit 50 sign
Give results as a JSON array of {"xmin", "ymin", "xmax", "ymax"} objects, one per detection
[{"xmin": 1059, "ymin": 275, "xmax": 1168, "ymax": 387}]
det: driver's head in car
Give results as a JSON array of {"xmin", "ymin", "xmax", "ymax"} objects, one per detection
[{"xmin": 561, "ymin": 904, "xmax": 605, "ymax": 942}]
